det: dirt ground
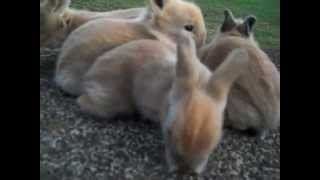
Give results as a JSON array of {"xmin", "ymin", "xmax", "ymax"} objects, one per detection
[{"xmin": 40, "ymin": 48, "xmax": 280, "ymax": 180}]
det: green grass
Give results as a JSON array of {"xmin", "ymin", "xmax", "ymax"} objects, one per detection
[{"xmin": 71, "ymin": 0, "xmax": 279, "ymax": 48}]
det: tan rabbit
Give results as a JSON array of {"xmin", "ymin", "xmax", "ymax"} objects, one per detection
[
  {"xmin": 200, "ymin": 9, "xmax": 280, "ymax": 137},
  {"xmin": 77, "ymin": 32, "xmax": 249, "ymax": 175},
  {"xmin": 40, "ymin": 0, "xmax": 145, "ymax": 48},
  {"xmin": 55, "ymin": 0, "xmax": 207, "ymax": 96}
]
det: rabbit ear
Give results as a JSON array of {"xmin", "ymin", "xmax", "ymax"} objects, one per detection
[
  {"xmin": 175, "ymin": 31, "xmax": 200, "ymax": 93},
  {"xmin": 148, "ymin": 0, "xmax": 173, "ymax": 15},
  {"xmin": 242, "ymin": 15, "xmax": 257, "ymax": 36},
  {"xmin": 207, "ymin": 48, "xmax": 249, "ymax": 102},
  {"xmin": 221, "ymin": 9, "xmax": 236, "ymax": 32},
  {"xmin": 43, "ymin": 0, "xmax": 70, "ymax": 14}
]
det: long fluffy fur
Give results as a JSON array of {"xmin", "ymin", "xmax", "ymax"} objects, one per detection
[
  {"xmin": 55, "ymin": 0, "xmax": 207, "ymax": 96},
  {"xmin": 40, "ymin": 0, "xmax": 145, "ymax": 48},
  {"xmin": 77, "ymin": 31, "xmax": 248, "ymax": 175},
  {"xmin": 200, "ymin": 9, "xmax": 280, "ymax": 134}
]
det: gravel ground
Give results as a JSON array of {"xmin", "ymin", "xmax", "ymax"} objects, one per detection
[{"xmin": 40, "ymin": 48, "xmax": 280, "ymax": 180}]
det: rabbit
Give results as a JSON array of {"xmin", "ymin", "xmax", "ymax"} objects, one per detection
[
  {"xmin": 200, "ymin": 9, "xmax": 280, "ymax": 138},
  {"xmin": 40, "ymin": 0, "xmax": 146, "ymax": 48},
  {"xmin": 55, "ymin": 0, "xmax": 207, "ymax": 96},
  {"xmin": 77, "ymin": 31, "xmax": 249, "ymax": 176}
]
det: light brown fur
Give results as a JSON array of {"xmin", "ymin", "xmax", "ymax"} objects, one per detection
[
  {"xmin": 200, "ymin": 10, "xmax": 280, "ymax": 135},
  {"xmin": 40, "ymin": 0, "xmax": 145, "ymax": 48},
  {"xmin": 55, "ymin": 0, "xmax": 207, "ymax": 96},
  {"xmin": 77, "ymin": 32, "xmax": 249, "ymax": 175},
  {"xmin": 78, "ymin": 39, "xmax": 176, "ymax": 118},
  {"xmin": 172, "ymin": 92, "xmax": 222, "ymax": 159}
]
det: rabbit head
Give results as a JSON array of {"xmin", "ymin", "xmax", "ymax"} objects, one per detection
[
  {"xmin": 147, "ymin": 0, "xmax": 207, "ymax": 49},
  {"xmin": 163, "ymin": 32, "xmax": 249, "ymax": 176},
  {"xmin": 220, "ymin": 9, "xmax": 256, "ymax": 38},
  {"xmin": 40, "ymin": 0, "xmax": 70, "ymax": 48}
]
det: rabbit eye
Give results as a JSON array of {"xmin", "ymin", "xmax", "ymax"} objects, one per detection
[{"xmin": 184, "ymin": 25, "xmax": 194, "ymax": 32}]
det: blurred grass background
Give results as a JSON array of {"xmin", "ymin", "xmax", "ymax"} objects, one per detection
[{"xmin": 71, "ymin": 0, "xmax": 279, "ymax": 48}]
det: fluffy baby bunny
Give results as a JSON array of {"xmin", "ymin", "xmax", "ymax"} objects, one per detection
[
  {"xmin": 200, "ymin": 9, "xmax": 280, "ymax": 137},
  {"xmin": 55, "ymin": 0, "xmax": 206, "ymax": 96},
  {"xmin": 40, "ymin": 0, "xmax": 145, "ymax": 48},
  {"xmin": 78, "ymin": 32, "xmax": 249, "ymax": 176}
]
